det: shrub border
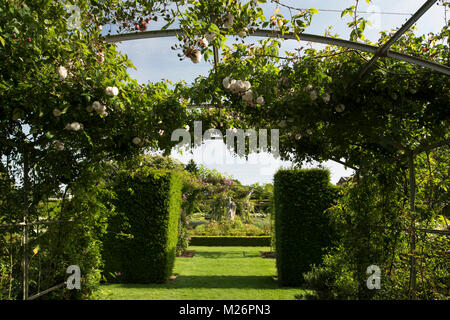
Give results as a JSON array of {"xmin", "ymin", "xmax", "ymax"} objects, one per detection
[{"xmin": 189, "ymin": 236, "xmax": 271, "ymax": 246}]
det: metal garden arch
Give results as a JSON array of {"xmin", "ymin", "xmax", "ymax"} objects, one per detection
[
  {"xmin": 103, "ymin": 0, "xmax": 450, "ymax": 299},
  {"xmin": 105, "ymin": 0, "xmax": 450, "ymax": 77}
]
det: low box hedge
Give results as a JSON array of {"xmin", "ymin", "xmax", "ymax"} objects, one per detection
[
  {"xmin": 102, "ymin": 168, "xmax": 182, "ymax": 284},
  {"xmin": 274, "ymin": 169, "xmax": 338, "ymax": 286},
  {"xmin": 189, "ymin": 236, "xmax": 271, "ymax": 246}
]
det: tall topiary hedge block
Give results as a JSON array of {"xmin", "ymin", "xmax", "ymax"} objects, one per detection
[
  {"xmin": 102, "ymin": 168, "xmax": 182, "ymax": 284},
  {"xmin": 274, "ymin": 169, "xmax": 337, "ymax": 286}
]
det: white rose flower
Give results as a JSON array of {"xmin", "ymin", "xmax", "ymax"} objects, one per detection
[
  {"xmin": 305, "ymin": 84, "xmax": 313, "ymax": 92},
  {"xmin": 86, "ymin": 105, "xmax": 94, "ymax": 113},
  {"xmin": 232, "ymin": 80, "xmax": 249, "ymax": 93},
  {"xmin": 237, "ymin": 80, "xmax": 246, "ymax": 92},
  {"xmin": 70, "ymin": 122, "xmax": 81, "ymax": 131},
  {"xmin": 306, "ymin": 129, "xmax": 313, "ymax": 135},
  {"xmin": 228, "ymin": 79, "xmax": 237, "ymax": 91},
  {"xmin": 100, "ymin": 111, "xmax": 108, "ymax": 117},
  {"xmin": 335, "ymin": 104, "xmax": 345, "ymax": 113},
  {"xmin": 132, "ymin": 137, "xmax": 142, "ymax": 145},
  {"xmin": 256, "ymin": 96, "xmax": 265, "ymax": 105},
  {"xmin": 242, "ymin": 90, "xmax": 253, "ymax": 103},
  {"xmin": 159, "ymin": 129, "xmax": 165, "ymax": 136},
  {"xmin": 205, "ymin": 32, "xmax": 216, "ymax": 42},
  {"xmin": 105, "ymin": 86, "xmax": 119, "ymax": 97},
  {"xmin": 242, "ymin": 81, "xmax": 251, "ymax": 91},
  {"xmin": 53, "ymin": 108, "xmax": 62, "ymax": 117},
  {"xmin": 97, "ymin": 52, "xmax": 105, "ymax": 64},
  {"xmin": 223, "ymin": 77, "xmax": 231, "ymax": 89},
  {"xmin": 230, "ymin": 80, "xmax": 241, "ymax": 93},
  {"xmin": 57, "ymin": 66, "xmax": 68, "ymax": 80},
  {"xmin": 278, "ymin": 120, "xmax": 287, "ymax": 128},
  {"xmin": 241, "ymin": 27, "xmax": 249, "ymax": 38},
  {"xmin": 295, "ymin": 134, "xmax": 302, "ymax": 140},
  {"xmin": 190, "ymin": 50, "xmax": 201, "ymax": 64},
  {"xmin": 65, "ymin": 123, "xmax": 72, "ymax": 131},
  {"xmin": 96, "ymin": 105, "xmax": 107, "ymax": 115},
  {"xmin": 309, "ymin": 90, "xmax": 318, "ymax": 101},
  {"xmin": 198, "ymin": 37, "xmax": 209, "ymax": 48},
  {"xmin": 105, "ymin": 87, "xmax": 113, "ymax": 96},
  {"xmin": 322, "ymin": 93, "xmax": 331, "ymax": 104},
  {"xmin": 54, "ymin": 140, "xmax": 64, "ymax": 151},
  {"xmin": 185, "ymin": 125, "xmax": 190, "ymax": 131},
  {"xmin": 224, "ymin": 13, "xmax": 234, "ymax": 28},
  {"xmin": 92, "ymin": 101, "xmax": 102, "ymax": 111}
]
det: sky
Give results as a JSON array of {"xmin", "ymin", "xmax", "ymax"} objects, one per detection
[{"xmin": 108, "ymin": 0, "xmax": 447, "ymax": 185}]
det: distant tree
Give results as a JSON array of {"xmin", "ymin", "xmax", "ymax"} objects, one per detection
[{"xmin": 185, "ymin": 159, "xmax": 199, "ymax": 175}]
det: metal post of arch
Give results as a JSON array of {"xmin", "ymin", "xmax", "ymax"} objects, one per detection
[{"xmin": 356, "ymin": 0, "xmax": 440, "ymax": 79}]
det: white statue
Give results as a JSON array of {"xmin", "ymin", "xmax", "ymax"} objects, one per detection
[{"xmin": 226, "ymin": 197, "xmax": 236, "ymax": 221}]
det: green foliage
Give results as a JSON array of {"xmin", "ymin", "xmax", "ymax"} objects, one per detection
[
  {"xmin": 0, "ymin": 1, "xmax": 188, "ymax": 299},
  {"xmin": 171, "ymin": 0, "xmax": 315, "ymax": 65},
  {"xmin": 0, "ymin": 0, "xmax": 188, "ymax": 234},
  {"xmin": 189, "ymin": 236, "xmax": 271, "ymax": 246},
  {"xmin": 1, "ymin": 0, "xmax": 448, "ymax": 300},
  {"xmin": 299, "ymin": 245, "xmax": 359, "ymax": 300},
  {"xmin": 326, "ymin": 167, "xmax": 407, "ymax": 299},
  {"xmin": 341, "ymin": 0, "xmax": 372, "ymax": 41},
  {"xmin": 188, "ymin": 26, "xmax": 449, "ymax": 173},
  {"xmin": 274, "ymin": 169, "xmax": 338, "ymax": 286},
  {"xmin": 305, "ymin": 149, "xmax": 449, "ymax": 300},
  {"xmin": 102, "ymin": 168, "xmax": 182, "ymax": 284},
  {"xmin": 0, "ymin": 183, "xmax": 112, "ymax": 300}
]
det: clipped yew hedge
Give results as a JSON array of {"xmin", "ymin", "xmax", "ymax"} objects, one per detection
[
  {"xmin": 102, "ymin": 168, "xmax": 182, "ymax": 284},
  {"xmin": 274, "ymin": 169, "xmax": 338, "ymax": 286},
  {"xmin": 189, "ymin": 236, "xmax": 271, "ymax": 246}
]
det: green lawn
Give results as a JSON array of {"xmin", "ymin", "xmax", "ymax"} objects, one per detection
[{"xmin": 94, "ymin": 246, "xmax": 307, "ymax": 300}]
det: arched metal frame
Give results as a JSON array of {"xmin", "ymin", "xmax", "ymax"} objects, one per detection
[
  {"xmin": 105, "ymin": 0, "xmax": 449, "ymax": 76},
  {"xmin": 104, "ymin": 2, "xmax": 448, "ymax": 300}
]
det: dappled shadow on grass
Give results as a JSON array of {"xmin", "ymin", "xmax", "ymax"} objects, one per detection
[
  {"xmin": 106, "ymin": 276, "xmax": 289, "ymax": 289},
  {"xmin": 172, "ymin": 276, "xmax": 276, "ymax": 289}
]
